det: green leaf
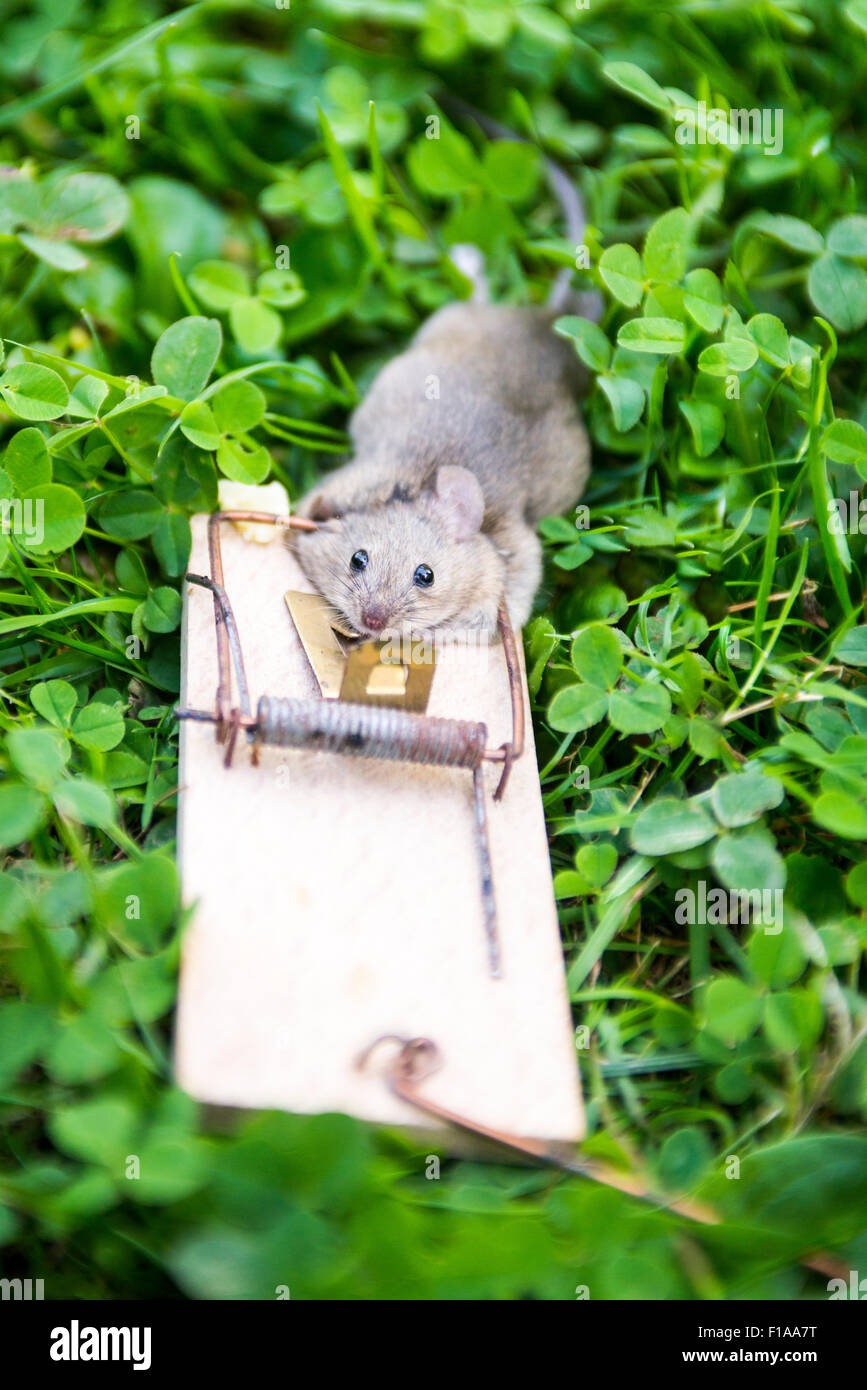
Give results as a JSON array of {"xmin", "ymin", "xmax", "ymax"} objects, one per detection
[
  {"xmin": 552, "ymin": 540, "xmax": 592, "ymax": 570},
  {"xmin": 151, "ymin": 316, "xmax": 222, "ymax": 401},
  {"xmin": 66, "ymin": 374, "xmax": 109, "ymax": 419},
  {"xmin": 152, "ymin": 513, "xmax": 192, "ymax": 577},
  {"xmin": 814, "ymin": 791, "xmax": 867, "ymax": 839},
  {"xmin": 91, "ymin": 953, "xmax": 174, "ymax": 1026},
  {"xmin": 7, "ymin": 727, "xmax": 69, "ymax": 788},
  {"xmin": 554, "ymin": 869, "xmax": 591, "ymax": 899},
  {"xmin": 127, "ymin": 175, "xmax": 226, "ymax": 319},
  {"xmin": 827, "ymin": 215, "xmax": 867, "ymax": 259},
  {"xmin": 643, "ymin": 208, "xmax": 692, "ymax": 283},
  {"xmin": 408, "ymin": 125, "xmax": 482, "ymax": 196},
  {"xmin": 821, "ymin": 419, "xmax": 867, "ymax": 476},
  {"xmin": 256, "ymin": 269, "xmax": 306, "ymax": 309},
  {"xmin": 142, "ymin": 586, "xmax": 182, "ymax": 633},
  {"xmin": 608, "ymin": 681, "xmax": 671, "ymax": 734},
  {"xmin": 833, "ymin": 626, "xmax": 867, "ymax": 666},
  {"xmin": 180, "ymin": 400, "xmax": 220, "ymax": 451},
  {"xmin": 0, "ymin": 783, "xmax": 47, "ymax": 848},
  {"xmin": 598, "ymin": 375, "xmax": 645, "ymax": 431},
  {"xmin": 31, "ymin": 679, "xmax": 77, "ymax": 728},
  {"xmin": 616, "ymin": 317, "xmax": 685, "ymax": 354},
  {"xmin": 675, "ymin": 651, "xmax": 704, "ymax": 714},
  {"xmin": 748, "ymin": 924, "xmax": 807, "ymax": 988},
  {"xmin": 20, "ymin": 483, "xmax": 86, "ymax": 553},
  {"xmin": 515, "ymin": 4, "xmax": 572, "ymax": 50},
  {"xmin": 657, "ymin": 1126, "xmax": 712, "ymax": 1191},
  {"xmin": 622, "ymin": 508, "xmax": 678, "ymax": 546},
  {"xmin": 188, "ymin": 259, "xmax": 249, "ymax": 309},
  {"xmin": 575, "ymin": 842, "xmax": 617, "ymax": 888},
  {"xmin": 97, "ymin": 489, "xmax": 164, "ymax": 540},
  {"xmin": 570, "ymin": 624, "xmax": 623, "ymax": 689},
  {"xmin": 711, "ymin": 766, "xmax": 785, "ymax": 827},
  {"xmin": 216, "ymin": 436, "xmax": 270, "ymax": 485},
  {"xmin": 115, "ymin": 549, "xmax": 150, "ymax": 594},
  {"xmin": 603, "ymin": 61, "xmax": 672, "ymax": 113},
  {"xmin": 482, "ymin": 141, "xmax": 540, "ymax": 202},
  {"xmin": 212, "ymin": 379, "xmax": 266, "ymax": 434},
  {"xmin": 712, "ymin": 828, "xmax": 786, "ymax": 893},
  {"xmin": 548, "ymin": 683, "xmax": 609, "ymax": 732},
  {"xmin": 715, "ymin": 1063, "xmax": 754, "ymax": 1104},
  {"xmin": 49, "ymin": 1096, "xmax": 139, "ymax": 1167},
  {"xmin": 0, "ymin": 1001, "xmax": 55, "ymax": 1086},
  {"xmin": 846, "ymin": 0, "xmax": 867, "ymax": 32},
  {"xmin": 697, "ymin": 339, "xmax": 758, "ymax": 375},
  {"xmin": 599, "ymin": 244, "xmax": 645, "ymax": 307},
  {"xmin": 845, "ymin": 860, "xmax": 867, "ymax": 906},
  {"xmin": 688, "ymin": 715, "xmax": 723, "ymax": 761},
  {"xmin": 749, "ymin": 212, "xmax": 824, "ymax": 255},
  {"xmin": 679, "ymin": 399, "xmax": 724, "ymax": 456},
  {"xmin": 18, "ymin": 232, "xmax": 88, "ymax": 271},
  {"xmin": 704, "ymin": 977, "xmax": 763, "ymax": 1044},
  {"xmin": 682, "ymin": 268, "xmax": 725, "ymax": 332},
  {"xmin": 4, "ymin": 427, "xmax": 51, "ymax": 491},
  {"xmin": 630, "ymin": 798, "xmax": 716, "ymax": 854},
  {"xmin": 0, "ymin": 364, "xmax": 69, "ymax": 420},
  {"xmin": 553, "ymin": 316, "xmax": 611, "ymax": 372},
  {"xmin": 38, "ymin": 171, "xmax": 129, "ymax": 243},
  {"xmin": 707, "ymin": 1134, "xmax": 867, "ymax": 1244},
  {"xmin": 229, "ymin": 297, "xmax": 281, "ymax": 354},
  {"xmin": 807, "ymin": 253, "xmax": 867, "ymax": 333},
  {"xmin": 131, "ymin": 1135, "xmax": 208, "ymax": 1205},
  {"xmin": 53, "ymin": 778, "xmax": 117, "ymax": 829},
  {"xmin": 71, "ymin": 701, "xmax": 126, "ymax": 752},
  {"xmin": 747, "ymin": 313, "xmax": 789, "ymax": 368},
  {"xmin": 94, "ymin": 852, "xmax": 179, "ymax": 949},
  {"xmin": 764, "ymin": 990, "xmax": 823, "ymax": 1053}
]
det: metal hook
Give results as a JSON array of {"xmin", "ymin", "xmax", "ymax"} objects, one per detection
[{"xmin": 357, "ymin": 1034, "xmax": 724, "ymax": 1227}]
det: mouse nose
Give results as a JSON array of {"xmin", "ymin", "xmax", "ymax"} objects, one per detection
[{"xmin": 361, "ymin": 606, "xmax": 389, "ymax": 632}]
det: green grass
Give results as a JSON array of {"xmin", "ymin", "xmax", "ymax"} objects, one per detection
[{"xmin": 1, "ymin": 0, "xmax": 866, "ymax": 1300}]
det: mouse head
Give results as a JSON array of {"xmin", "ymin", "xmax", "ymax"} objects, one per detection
[{"xmin": 293, "ymin": 466, "xmax": 505, "ymax": 639}]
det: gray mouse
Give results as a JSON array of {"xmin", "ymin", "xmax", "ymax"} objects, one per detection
[{"xmin": 292, "ymin": 105, "xmax": 597, "ymax": 642}]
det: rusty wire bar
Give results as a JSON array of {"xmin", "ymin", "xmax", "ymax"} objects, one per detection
[{"xmin": 185, "ymin": 573, "xmax": 252, "ymax": 722}]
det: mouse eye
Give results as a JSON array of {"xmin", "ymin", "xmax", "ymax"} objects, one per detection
[
  {"xmin": 350, "ymin": 550, "xmax": 369, "ymax": 571},
  {"xmin": 414, "ymin": 563, "xmax": 434, "ymax": 588}
]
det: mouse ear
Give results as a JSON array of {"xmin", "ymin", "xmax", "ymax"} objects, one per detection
[
  {"xmin": 308, "ymin": 494, "xmax": 343, "ymax": 524},
  {"xmin": 430, "ymin": 466, "xmax": 485, "ymax": 541}
]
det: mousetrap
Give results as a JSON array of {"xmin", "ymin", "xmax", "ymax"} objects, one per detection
[{"xmin": 175, "ymin": 492, "xmax": 583, "ymax": 1150}]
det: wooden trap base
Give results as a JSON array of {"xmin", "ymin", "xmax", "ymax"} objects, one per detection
[{"xmin": 175, "ymin": 508, "xmax": 583, "ymax": 1146}]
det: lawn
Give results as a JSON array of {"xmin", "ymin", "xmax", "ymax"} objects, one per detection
[{"xmin": 0, "ymin": 0, "xmax": 866, "ymax": 1300}]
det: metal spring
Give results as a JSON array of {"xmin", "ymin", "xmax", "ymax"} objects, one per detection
[{"xmin": 256, "ymin": 695, "xmax": 487, "ymax": 769}]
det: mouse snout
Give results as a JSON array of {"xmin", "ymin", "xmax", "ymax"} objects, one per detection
[{"xmin": 361, "ymin": 605, "xmax": 390, "ymax": 632}]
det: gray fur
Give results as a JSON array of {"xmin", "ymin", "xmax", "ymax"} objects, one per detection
[{"xmin": 291, "ymin": 302, "xmax": 591, "ymax": 640}]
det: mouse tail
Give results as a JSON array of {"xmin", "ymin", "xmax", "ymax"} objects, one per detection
[{"xmin": 434, "ymin": 91, "xmax": 602, "ymax": 321}]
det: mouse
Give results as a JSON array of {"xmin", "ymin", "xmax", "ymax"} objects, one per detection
[{"xmin": 291, "ymin": 102, "xmax": 598, "ymax": 643}]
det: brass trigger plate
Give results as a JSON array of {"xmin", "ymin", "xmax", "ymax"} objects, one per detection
[{"xmin": 284, "ymin": 591, "xmax": 436, "ymax": 713}]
